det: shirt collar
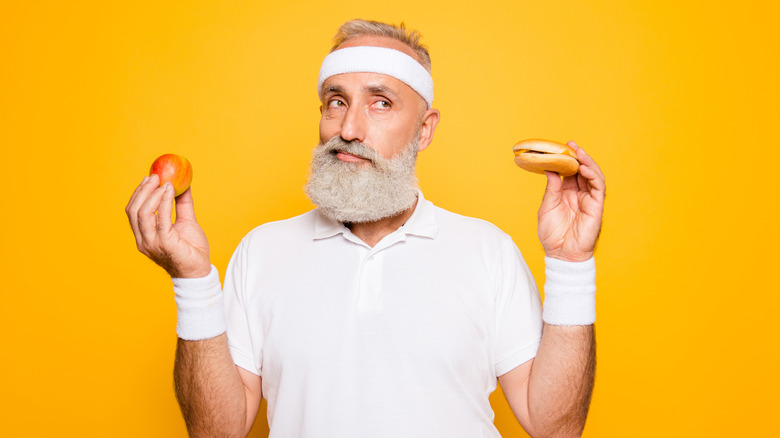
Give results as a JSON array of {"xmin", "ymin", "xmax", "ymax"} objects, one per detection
[
  {"xmin": 400, "ymin": 190, "xmax": 438, "ymax": 239},
  {"xmin": 313, "ymin": 208, "xmax": 348, "ymax": 239},
  {"xmin": 312, "ymin": 190, "xmax": 438, "ymax": 240}
]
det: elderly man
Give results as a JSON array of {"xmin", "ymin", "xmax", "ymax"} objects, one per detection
[{"xmin": 126, "ymin": 19, "xmax": 605, "ymax": 438}]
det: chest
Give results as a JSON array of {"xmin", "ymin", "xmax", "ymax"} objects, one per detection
[{"xmin": 245, "ymin": 239, "xmax": 499, "ymax": 381}]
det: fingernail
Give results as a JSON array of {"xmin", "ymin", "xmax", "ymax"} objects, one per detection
[
  {"xmin": 164, "ymin": 182, "xmax": 172, "ymax": 192},
  {"xmin": 141, "ymin": 176, "xmax": 149, "ymax": 184}
]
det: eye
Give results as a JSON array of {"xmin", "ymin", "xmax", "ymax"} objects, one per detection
[
  {"xmin": 372, "ymin": 100, "xmax": 391, "ymax": 109},
  {"xmin": 327, "ymin": 99, "xmax": 346, "ymax": 108}
]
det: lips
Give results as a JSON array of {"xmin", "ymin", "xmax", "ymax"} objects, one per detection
[
  {"xmin": 334, "ymin": 149, "xmax": 371, "ymax": 163},
  {"xmin": 320, "ymin": 137, "xmax": 381, "ymax": 165}
]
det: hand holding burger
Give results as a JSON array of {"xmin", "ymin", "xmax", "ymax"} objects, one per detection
[{"xmin": 518, "ymin": 139, "xmax": 605, "ymax": 263}]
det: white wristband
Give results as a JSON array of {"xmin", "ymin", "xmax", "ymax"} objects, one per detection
[
  {"xmin": 542, "ymin": 257, "xmax": 597, "ymax": 325},
  {"xmin": 172, "ymin": 265, "xmax": 227, "ymax": 340}
]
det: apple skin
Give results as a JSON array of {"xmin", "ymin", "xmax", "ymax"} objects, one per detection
[{"xmin": 149, "ymin": 153, "xmax": 193, "ymax": 197}]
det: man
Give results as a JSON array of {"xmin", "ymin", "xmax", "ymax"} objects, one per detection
[{"xmin": 126, "ymin": 19, "xmax": 605, "ymax": 438}]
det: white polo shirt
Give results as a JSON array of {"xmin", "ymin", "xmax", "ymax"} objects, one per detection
[{"xmin": 223, "ymin": 192, "xmax": 543, "ymax": 437}]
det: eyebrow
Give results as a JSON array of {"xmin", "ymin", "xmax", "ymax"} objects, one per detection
[
  {"xmin": 322, "ymin": 84, "xmax": 344, "ymax": 96},
  {"xmin": 321, "ymin": 83, "xmax": 399, "ymax": 98},
  {"xmin": 363, "ymin": 84, "xmax": 396, "ymax": 96}
]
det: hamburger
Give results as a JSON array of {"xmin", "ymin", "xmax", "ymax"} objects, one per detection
[{"xmin": 513, "ymin": 139, "xmax": 580, "ymax": 177}]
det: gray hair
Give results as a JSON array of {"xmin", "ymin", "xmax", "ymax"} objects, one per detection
[{"xmin": 330, "ymin": 19, "xmax": 432, "ymax": 72}]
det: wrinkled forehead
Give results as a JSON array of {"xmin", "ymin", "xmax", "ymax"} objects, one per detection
[{"xmin": 317, "ymin": 46, "xmax": 434, "ymax": 108}]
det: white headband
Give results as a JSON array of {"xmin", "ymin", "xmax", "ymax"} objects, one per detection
[{"xmin": 317, "ymin": 46, "xmax": 433, "ymax": 108}]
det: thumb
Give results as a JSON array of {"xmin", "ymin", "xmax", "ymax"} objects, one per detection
[
  {"xmin": 540, "ymin": 171, "xmax": 562, "ymax": 214},
  {"xmin": 543, "ymin": 170, "xmax": 562, "ymax": 196},
  {"xmin": 175, "ymin": 187, "xmax": 197, "ymax": 221}
]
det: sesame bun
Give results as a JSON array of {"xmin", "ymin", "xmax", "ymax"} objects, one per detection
[{"xmin": 513, "ymin": 139, "xmax": 580, "ymax": 177}]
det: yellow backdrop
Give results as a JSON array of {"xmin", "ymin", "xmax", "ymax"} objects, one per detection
[{"xmin": 2, "ymin": 1, "xmax": 778, "ymax": 436}]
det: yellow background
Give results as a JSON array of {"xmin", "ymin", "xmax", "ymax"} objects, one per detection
[{"xmin": 2, "ymin": 1, "xmax": 778, "ymax": 436}]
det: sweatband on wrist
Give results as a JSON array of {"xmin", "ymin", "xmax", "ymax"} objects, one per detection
[
  {"xmin": 172, "ymin": 265, "xmax": 227, "ymax": 340},
  {"xmin": 317, "ymin": 46, "xmax": 434, "ymax": 108},
  {"xmin": 542, "ymin": 257, "xmax": 597, "ymax": 326}
]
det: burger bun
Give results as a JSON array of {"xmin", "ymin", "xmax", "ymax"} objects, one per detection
[{"xmin": 513, "ymin": 139, "xmax": 580, "ymax": 177}]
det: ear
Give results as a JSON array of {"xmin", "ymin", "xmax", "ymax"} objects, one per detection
[
  {"xmin": 319, "ymin": 105, "xmax": 323, "ymax": 115},
  {"xmin": 416, "ymin": 108, "xmax": 440, "ymax": 152}
]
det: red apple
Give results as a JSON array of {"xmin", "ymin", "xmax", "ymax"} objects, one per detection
[{"xmin": 149, "ymin": 153, "xmax": 193, "ymax": 197}]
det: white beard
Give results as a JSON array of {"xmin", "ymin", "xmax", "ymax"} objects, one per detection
[{"xmin": 304, "ymin": 136, "xmax": 420, "ymax": 223}]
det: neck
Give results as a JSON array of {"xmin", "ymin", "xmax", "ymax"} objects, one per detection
[{"xmin": 346, "ymin": 197, "xmax": 418, "ymax": 247}]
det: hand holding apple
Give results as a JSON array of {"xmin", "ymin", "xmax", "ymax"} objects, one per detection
[
  {"xmin": 149, "ymin": 153, "xmax": 193, "ymax": 197},
  {"xmin": 126, "ymin": 154, "xmax": 210, "ymax": 279}
]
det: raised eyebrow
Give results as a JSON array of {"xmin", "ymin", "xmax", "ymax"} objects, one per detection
[
  {"xmin": 364, "ymin": 84, "xmax": 397, "ymax": 98},
  {"xmin": 322, "ymin": 84, "xmax": 344, "ymax": 97}
]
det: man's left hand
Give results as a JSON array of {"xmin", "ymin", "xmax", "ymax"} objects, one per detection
[{"xmin": 537, "ymin": 141, "xmax": 605, "ymax": 262}]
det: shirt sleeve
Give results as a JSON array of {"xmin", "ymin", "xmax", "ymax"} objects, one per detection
[
  {"xmin": 493, "ymin": 239, "xmax": 543, "ymax": 377},
  {"xmin": 223, "ymin": 237, "xmax": 262, "ymax": 376}
]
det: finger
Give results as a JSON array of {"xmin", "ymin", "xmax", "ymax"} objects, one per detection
[
  {"xmin": 568, "ymin": 140, "xmax": 605, "ymax": 195},
  {"xmin": 125, "ymin": 175, "xmax": 149, "ymax": 236},
  {"xmin": 577, "ymin": 171, "xmax": 589, "ymax": 193},
  {"xmin": 544, "ymin": 170, "xmax": 562, "ymax": 195},
  {"xmin": 175, "ymin": 187, "xmax": 197, "ymax": 222},
  {"xmin": 583, "ymin": 166, "xmax": 605, "ymax": 198},
  {"xmin": 127, "ymin": 175, "xmax": 159, "ymax": 245},
  {"xmin": 137, "ymin": 183, "xmax": 168, "ymax": 247},
  {"xmin": 126, "ymin": 175, "xmax": 155, "ymax": 223},
  {"xmin": 127, "ymin": 175, "xmax": 150, "ymax": 213},
  {"xmin": 540, "ymin": 171, "xmax": 565, "ymax": 216},
  {"xmin": 578, "ymin": 164, "xmax": 606, "ymax": 202},
  {"xmin": 157, "ymin": 182, "xmax": 175, "ymax": 238},
  {"xmin": 561, "ymin": 172, "xmax": 579, "ymax": 191},
  {"xmin": 569, "ymin": 141, "xmax": 605, "ymax": 182}
]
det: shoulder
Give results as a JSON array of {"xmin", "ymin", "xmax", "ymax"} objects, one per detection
[
  {"xmin": 431, "ymin": 204, "xmax": 514, "ymax": 246},
  {"xmin": 423, "ymin": 202, "xmax": 535, "ymax": 292},
  {"xmin": 241, "ymin": 210, "xmax": 318, "ymax": 247}
]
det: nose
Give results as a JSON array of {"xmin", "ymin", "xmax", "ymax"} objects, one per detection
[{"xmin": 339, "ymin": 104, "xmax": 367, "ymax": 143}]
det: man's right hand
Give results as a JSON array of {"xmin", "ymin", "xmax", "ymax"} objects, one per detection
[{"xmin": 125, "ymin": 174, "xmax": 211, "ymax": 278}]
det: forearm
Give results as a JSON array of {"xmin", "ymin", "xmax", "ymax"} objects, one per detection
[
  {"xmin": 526, "ymin": 323, "xmax": 596, "ymax": 437},
  {"xmin": 519, "ymin": 140, "xmax": 603, "ymax": 437},
  {"xmin": 174, "ymin": 333, "xmax": 249, "ymax": 437}
]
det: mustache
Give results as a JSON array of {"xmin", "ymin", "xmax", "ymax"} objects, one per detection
[{"xmin": 318, "ymin": 137, "xmax": 384, "ymax": 164}]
